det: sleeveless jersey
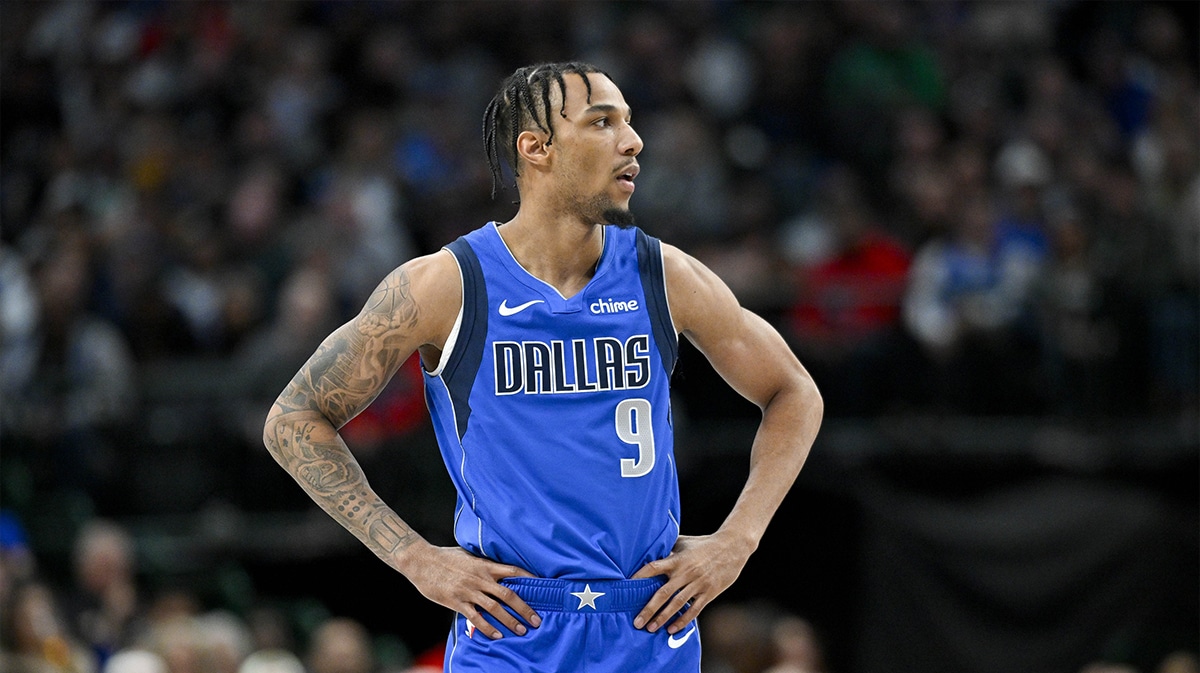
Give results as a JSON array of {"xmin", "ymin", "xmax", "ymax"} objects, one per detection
[{"xmin": 422, "ymin": 222, "xmax": 679, "ymax": 580}]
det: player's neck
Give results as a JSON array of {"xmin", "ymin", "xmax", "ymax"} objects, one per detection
[{"xmin": 497, "ymin": 211, "xmax": 604, "ymax": 299}]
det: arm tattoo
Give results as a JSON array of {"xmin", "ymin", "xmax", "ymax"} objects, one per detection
[
  {"xmin": 263, "ymin": 268, "xmax": 425, "ymax": 562},
  {"xmin": 360, "ymin": 269, "xmax": 419, "ymax": 337},
  {"xmin": 265, "ymin": 419, "xmax": 418, "ymax": 557},
  {"xmin": 290, "ymin": 268, "xmax": 421, "ymax": 427}
]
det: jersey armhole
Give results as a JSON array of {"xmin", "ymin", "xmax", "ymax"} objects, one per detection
[
  {"xmin": 635, "ymin": 229, "xmax": 679, "ymax": 372},
  {"xmin": 435, "ymin": 236, "xmax": 489, "ymax": 421},
  {"xmin": 425, "ymin": 253, "xmax": 465, "ymax": 378}
]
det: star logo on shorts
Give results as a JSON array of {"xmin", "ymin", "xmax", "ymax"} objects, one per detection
[{"xmin": 570, "ymin": 584, "xmax": 606, "ymax": 610}]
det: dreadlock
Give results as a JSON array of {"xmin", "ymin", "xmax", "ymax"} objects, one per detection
[{"xmin": 482, "ymin": 61, "xmax": 610, "ymax": 199}]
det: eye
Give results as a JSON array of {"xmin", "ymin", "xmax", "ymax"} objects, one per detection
[{"xmin": 593, "ymin": 117, "xmax": 611, "ymax": 128}]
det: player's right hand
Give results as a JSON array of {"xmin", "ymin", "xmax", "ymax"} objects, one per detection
[{"xmin": 399, "ymin": 543, "xmax": 541, "ymax": 639}]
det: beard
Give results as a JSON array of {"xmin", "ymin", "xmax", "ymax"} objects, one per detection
[
  {"xmin": 602, "ymin": 206, "xmax": 636, "ymax": 228},
  {"xmin": 576, "ymin": 193, "xmax": 636, "ymax": 228}
]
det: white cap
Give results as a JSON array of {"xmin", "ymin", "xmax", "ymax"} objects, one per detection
[
  {"xmin": 996, "ymin": 140, "xmax": 1052, "ymax": 187},
  {"xmin": 103, "ymin": 650, "xmax": 168, "ymax": 673},
  {"xmin": 238, "ymin": 649, "xmax": 307, "ymax": 673}
]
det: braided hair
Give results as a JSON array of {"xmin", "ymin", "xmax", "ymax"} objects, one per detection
[{"xmin": 482, "ymin": 61, "xmax": 611, "ymax": 199}]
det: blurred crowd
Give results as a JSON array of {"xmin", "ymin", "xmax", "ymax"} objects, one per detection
[
  {"xmin": 1, "ymin": 513, "xmax": 1195, "ymax": 673},
  {"xmin": 0, "ymin": 1, "xmax": 1198, "ymax": 672},
  {"xmin": 0, "ymin": 513, "xmax": 425, "ymax": 673},
  {"xmin": 0, "ymin": 513, "xmax": 841, "ymax": 673},
  {"xmin": 2, "ymin": 1, "xmax": 1197, "ymax": 429}
]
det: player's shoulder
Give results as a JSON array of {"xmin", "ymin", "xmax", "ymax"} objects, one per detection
[
  {"xmin": 657, "ymin": 241, "xmax": 740, "ymax": 335},
  {"xmin": 366, "ymin": 249, "xmax": 461, "ymax": 343},
  {"xmin": 401, "ymin": 247, "xmax": 459, "ymax": 280},
  {"xmin": 659, "ymin": 241, "xmax": 714, "ymax": 294},
  {"xmin": 400, "ymin": 248, "xmax": 461, "ymax": 302}
]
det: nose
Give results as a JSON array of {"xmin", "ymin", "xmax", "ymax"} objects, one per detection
[{"xmin": 621, "ymin": 123, "xmax": 643, "ymax": 157}]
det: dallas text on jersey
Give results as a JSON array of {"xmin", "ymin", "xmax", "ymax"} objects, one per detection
[{"xmin": 493, "ymin": 334, "xmax": 652, "ymax": 395}]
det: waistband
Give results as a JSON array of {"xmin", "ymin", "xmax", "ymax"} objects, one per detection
[{"xmin": 499, "ymin": 577, "xmax": 664, "ymax": 613}]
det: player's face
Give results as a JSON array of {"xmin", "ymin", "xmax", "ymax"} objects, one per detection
[{"xmin": 550, "ymin": 73, "xmax": 643, "ymax": 226}]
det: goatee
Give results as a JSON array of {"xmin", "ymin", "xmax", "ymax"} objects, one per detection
[{"xmin": 602, "ymin": 207, "xmax": 636, "ymax": 228}]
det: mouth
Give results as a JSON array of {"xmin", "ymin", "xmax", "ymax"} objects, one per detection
[{"xmin": 615, "ymin": 163, "xmax": 639, "ymax": 192}]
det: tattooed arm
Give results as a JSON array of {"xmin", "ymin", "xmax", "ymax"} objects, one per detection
[{"xmin": 262, "ymin": 251, "xmax": 540, "ymax": 640}]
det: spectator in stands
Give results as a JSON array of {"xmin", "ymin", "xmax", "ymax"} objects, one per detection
[
  {"xmin": 787, "ymin": 167, "xmax": 912, "ymax": 416},
  {"xmin": 764, "ymin": 615, "xmax": 827, "ymax": 673},
  {"xmin": 231, "ymin": 264, "xmax": 340, "ymax": 430},
  {"xmin": 1133, "ymin": 67, "xmax": 1200, "ymax": 415},
  {"xmin": 143, "ymin": 616, "xmax": 205, "ymax": 673},
  {"xmin": 136, "ymin": 609, "xmax": 254, "ymax": 673},
  {"xmin": 0, "ymin": 511, "xmax": 37, "ymax": 613},
  {"xmin": 699, "ymin": 602, "xmax": 828, "ymax": 673},
  {"xmin": 993, "ymin": 140, "xmax": 1053, "ymax": 261},
  {"xmin": 0, "ymin": 246, "xmax": 40, "ymax": 406},
  {"xmin": 238, "ymin": 649, "xmax": 305, "ymax": 673},
  {"xmin": 196, "ymin": 612, "xmax": 253, "ymax": 673},
  {"xmin": 306, "ymin": 618, "xmax": 376, "ymax": 673},
  {"xmin": 903, "ymin": 189, "xmax": 1047, "ymax": 412},
  {"xmin": 315, "ymin": 108, "xmax": 418, "ymax": 309},
  {"xmin": 823, "ymin": 1, "xmax": 946, "ymax": 182},
  {"xmin": 1, "ymin": 231, "xmax": 136, "ymax": 498},
  {"xmin": 699, "ymin": 602, "xmax": 778, "ymax": 673},
  {"xmin": 65, "ymin": 520, "xmax": 141, "ymax": 666},
  {"xmin": 244, "ymin": 607, "xmax": 295, "ymax": 655},
  {"xmin": 103, "ymin": 650, "xmax": 167, "ymax": 673},
  {"xmin": 2, "ymin": 581, "xmax": 98, "ymax": 673},
  {"xmin": 1037, "ymin": 205, "xmax": 1120, "ymax": 416}
]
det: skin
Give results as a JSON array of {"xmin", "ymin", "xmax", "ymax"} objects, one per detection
[{"xmin": 263, "ymin": 71, "xmax": 823, "ymax": 641}]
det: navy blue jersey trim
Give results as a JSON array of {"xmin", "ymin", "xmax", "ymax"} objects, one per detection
[
  {"xmin": 635, "ymin": 229, "xmax": 678, "ymax": 373},
  {"xmin": 443, "ymin": 237, "xmax": 489, "ymax": 439}
]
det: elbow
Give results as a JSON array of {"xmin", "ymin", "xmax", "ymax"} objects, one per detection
[
  {"xmin": 764, "ymin": 361, "xmax": 824, "ymax": 429},
  {"xmin": 795, "ymin": 363, "xmax": 824, "ymax": 427},
  {"xmin": 262, "ymin": 410, "xmax": 298, "ymax": 470},
  {"xmin": 262, "ymin": 409, "xmax": 283, "ymax": 459},
  {"xmin": 804, "ymin": 374, "xmax": 824, "ymax": 426}
]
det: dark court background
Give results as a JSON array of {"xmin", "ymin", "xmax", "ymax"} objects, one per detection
[{"xmin": 1, "ymin": 2, "xmax": 1197, "ymax": 673}]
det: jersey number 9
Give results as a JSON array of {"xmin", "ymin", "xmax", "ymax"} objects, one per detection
[{"xmin": 616, "ymin": 398, "xmax": 655, "ymax": 477}]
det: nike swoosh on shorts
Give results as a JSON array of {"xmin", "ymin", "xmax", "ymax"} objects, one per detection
[{"xmin": 667, "ymin": 624, "xmax": 696, "ymax": 649}]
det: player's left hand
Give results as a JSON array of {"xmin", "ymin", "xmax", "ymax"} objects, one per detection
[{"xmin": 629, "ymin": 531, "xmax": 752, "ymax": 634}]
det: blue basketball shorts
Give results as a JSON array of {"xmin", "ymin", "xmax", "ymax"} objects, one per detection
[{"xmin": 443, "ymin": 577, "xmax": 702, "ymax": 672}]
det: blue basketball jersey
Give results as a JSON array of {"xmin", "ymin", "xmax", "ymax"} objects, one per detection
[{"xmin": 423, "ymin": 222, "xmax": 680, "ymax": 580}]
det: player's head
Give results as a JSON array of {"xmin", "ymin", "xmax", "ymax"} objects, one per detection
[
  {"xmin": 483, "ymin": 62, "xmax": 643, "ymax": 226},
  {"xmin": 483, "ymin": 62, "xmax": 606, "ymax": 195}
]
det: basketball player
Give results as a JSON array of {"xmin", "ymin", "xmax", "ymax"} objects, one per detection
[{"xmin": 263, "ymin": 62, "xmax": 823, "ymax": 671}]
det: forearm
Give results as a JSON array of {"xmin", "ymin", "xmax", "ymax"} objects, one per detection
[
  {"xmin": 263, "ymin": 406, "xmax": 425, "ymax": 573},
  {"xmin": 716, "ymin": 375, "xmax": 823, "ymax": 549},
  {"xmin": 259, "ymin": 266, "xmax": 434, "ymax": 571}
]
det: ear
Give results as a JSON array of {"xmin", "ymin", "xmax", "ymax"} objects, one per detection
[{"xmin": 516, "ymin": 129, "xmax": 552, "ymax": 170}]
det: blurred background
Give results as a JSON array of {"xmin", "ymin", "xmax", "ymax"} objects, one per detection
[{"xmin": 1, "ymin": 1, "xmax": 1197, "ymax": 672}]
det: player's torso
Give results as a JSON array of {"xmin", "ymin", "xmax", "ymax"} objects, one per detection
[{"xmin": 424, "ymin": 223, "xmax": 679, "ymax": 579}]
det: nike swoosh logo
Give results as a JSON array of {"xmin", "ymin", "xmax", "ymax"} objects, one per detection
[
  {"xmin": 498, "ymin": 299, "xmax": 544, "ymax": 316},
  {"xmin": 667, "ymin": 624, "xmax": 696, "ymax": 649}
]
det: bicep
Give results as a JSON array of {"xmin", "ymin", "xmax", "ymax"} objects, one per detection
[
  {"xmin": 278, "ymin": 255, "xmax": 458, "ymax": 428},
  {"xmin": 666, "ymin": 247, "xmax": 803, "ymax": 410}
]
